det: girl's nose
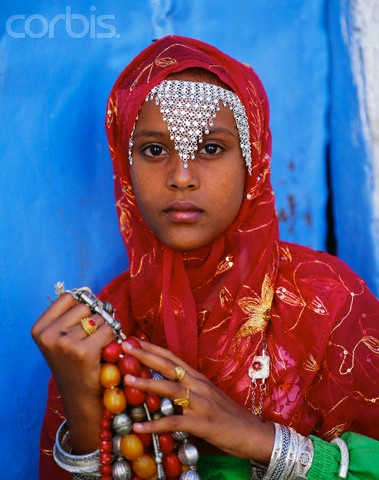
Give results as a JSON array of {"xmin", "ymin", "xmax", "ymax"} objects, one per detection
[{"xmin": 166, "ymin": 153, "xmax": 199, "ymax": 190}]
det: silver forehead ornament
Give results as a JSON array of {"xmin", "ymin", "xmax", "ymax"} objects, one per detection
[{"xmin": 128, "ymin": 80, "xmax": 252, "ymax": 174}]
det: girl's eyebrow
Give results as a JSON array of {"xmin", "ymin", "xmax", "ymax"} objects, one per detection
[
  {"xmin": 133, "ymin": 130, "xmax": 168, "ymax": 139},
  {"xmin": 207, "ymin": 126, "xmax": 237, "ymax": 137}
]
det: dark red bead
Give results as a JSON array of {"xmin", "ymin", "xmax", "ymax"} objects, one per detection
[
  {"xmin": 99, "ymin": 440, "xmax": 112, "ymax": 453},
  {"xmin": 99, "ymin": 452, "xmax": 113, "ymax": 465},
  {"xmin": 99, "ymin": 429, "xmax": 113, "ymax": 441},
  {"xmin": 99, "ymin": 464, "xmax": 113, "ymax": 475},
  {"xmin": 100, "ymin": 418, "xmax": 112, "ymax": 430}
]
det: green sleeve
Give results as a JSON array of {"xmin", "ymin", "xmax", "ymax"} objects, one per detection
[{"xmin": 308, "ymin": 432, "xmax": 379, "ymax": 480}]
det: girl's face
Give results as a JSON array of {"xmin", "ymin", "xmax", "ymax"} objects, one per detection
[{"xmin": 130, "ymin": 80, "xmax": 246, "ymax": 251}]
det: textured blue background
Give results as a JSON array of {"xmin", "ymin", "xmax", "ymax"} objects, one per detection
[{"xmin": 0, "ymin": 1, "xmax": 376, "ymax": 477}]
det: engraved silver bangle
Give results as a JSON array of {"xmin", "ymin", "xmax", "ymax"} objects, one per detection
[
  {"xmin": 250, "ymin": 422, "xmax": 283, "ymax": 479},
  {"xmin": 250, "ymin": 423, "xmax": 314, "ymax": 480},
  {"xmin": 331, "ymin": 437, "xmax": 349, "ymax": 479},
  {"xmin": 53, "ymin": 420, "xmax": 100, "ymax": 478}
]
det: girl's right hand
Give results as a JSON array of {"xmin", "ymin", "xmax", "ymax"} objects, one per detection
[{"xmin": 31, "ymin": 292, "xmax": 115, "ymax": 453}]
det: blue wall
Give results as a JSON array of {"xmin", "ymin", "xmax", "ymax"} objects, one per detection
[{"xmin": 0, "ymin": 1, "xmax": 375, "ymax": 477}]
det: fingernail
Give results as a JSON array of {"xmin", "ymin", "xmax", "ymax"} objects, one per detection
[
  {"xmin": 122, "ymin": 341, "xmax": 133, "ymax": 351},
  {"xmin": 125, "ymin": 374, "xmax": 136, "ymax": 384}
]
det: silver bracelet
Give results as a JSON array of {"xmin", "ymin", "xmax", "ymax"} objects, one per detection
[
  {"xmin": 250, "ymin": 423, "xmax": 314, "ymax": 480},
  {"xmin": 331, "ymin": 437, "xmax": 349, "ymax": 479},
  {"xmin": 53, "ymin": 420, "xmax": 100, "ymax": 478}
]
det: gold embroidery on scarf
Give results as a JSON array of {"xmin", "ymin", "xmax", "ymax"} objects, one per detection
[
  {"xmin": 244, "ymin": 160, "xmax": 271, "ymax": 201},
  {"xmin": 216, "ymin": 256, "xmax": 234, "ymax": 275},
  {"xmin": 335, "ymin": 335, "xmax": 379, "ymax": 375},
  {"xmin": 106, "ymin": 97, "xmax": 117, "ymax": 127},
  {"xmin": 197, "ymin": 309, "xmax": 209, "ymax": 333},
  {"xmin": 279, "ymin": 245, "xmax": 292, "ymax": 262},
  {"xmin": 303, "ymin": 353, "xmax": 319, "ymax": 372},
  {"xmin": 120, "ymin": 178, "xmax": 135, "ymax": 204},
  {"xmin": 236, "ymin": 274, "xmax": 274, "ymax": 337},
  {"xmin": 220, "ymin": 286, "xmax": 234, "ymax": 313},
  {"xmin": 116, "ymin": 197, "xmax": 132, "ymax": 239},
  {"xmin": 155, "ymin": 57, "xmax": 177, "ymax": 68},
  {"xmin": 129, "ymin": 250, "xmax": 156, "ymax": 278},
  {"xmin": 130, "ymin": 42, "xmax": 219, "ymax": 91},
  {"xmin": 42, "ymin": 448, "xmax": 54, "ymax": 457},
  {"xmin": 308, "ymin": 297, "xmax": 328, "ymax": 315},
  {"xmin": 276, "ymin": 287, "xmax": 305, "ymax": 307},
  {"xmin": 171, "ymin": 296, "xmax": 185, "ymax": 317},
  {"xmin": 323, "ymin": 424, "xmax": 347, "ymax": 441},
  {"xmin": 362, "ymin": 335, "xmax": 379, "ymax": 354}
]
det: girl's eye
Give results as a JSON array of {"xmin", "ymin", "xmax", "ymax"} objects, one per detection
[
  {"xmin": 200, "ymin": 143, "xmax": 223, "ymax": 155},
  {"xmin": 142, "ymin": 144, "xmax": 165, "ymax": 157}
]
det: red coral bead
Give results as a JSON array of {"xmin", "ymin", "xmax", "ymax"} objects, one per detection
[
  {"xmin": 124, "ymin": 386, "xmax": 147, "ymax": 406},
  {"xmin": 146, "ymin": 392, "xmax": 161, "ymax": 412},
  {"xmin": 102, "ymin": 341, "xmax": 123, "ymax": 363},
  {"xmin": 163, "ymin": 452, "xmax": 182, "ymax": 478},
  {"xmin": 99, "ymin": 464, "xmax": 113, "ymax": 475},
  {"xmin": 100, "ymin": 417, "xmax": 112, "ymax": 430},
  {"xmin": 118, "ymin": 355, "xmax": 142, "ymax": 377},
  {"xmin": 99, "ymin": 440, "xmax": 112, "ymax": 453},
  {"xmin": 99, "ymin": 452, "xmax": 113, "ymax": 465},
  {"xmin": 99, "ymin": 429, "xmax": 113, "ymax": 441}
]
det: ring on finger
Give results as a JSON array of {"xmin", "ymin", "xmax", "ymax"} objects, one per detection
[
  {"xmin": 80, "ymin": 317, "xmax": 97, "ymax": 336},
  {"xmin": 173, "ymin": 388, "xmax": 190, "ymax": 407},
  {"xmin": 174, "ymin": 365, "xmax": 186, "ymax": 383}
]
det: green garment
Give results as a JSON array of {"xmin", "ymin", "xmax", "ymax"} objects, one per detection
[
  {"xmin": 308, "ymin": 432, "xmax": 379, "ymax": 480},
  {"xmin": 197, "ymin": 432, "xmax": 379, "ymax": 479}
]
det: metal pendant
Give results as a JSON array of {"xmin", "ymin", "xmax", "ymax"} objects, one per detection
[{"xmin": 248, "ymin": 348, "xmax": 270, "ymax": 383}]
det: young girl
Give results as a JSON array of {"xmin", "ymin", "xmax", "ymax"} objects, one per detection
[{"xmin": 32, "ymin": 35, "xmax": 379, "ymax": 479}]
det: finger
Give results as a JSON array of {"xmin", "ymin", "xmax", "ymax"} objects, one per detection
[
  {"xmin": 123, "ymin": 341, "xmax": 200, "ymax": 381},
  {"xmin": 33, "ymin": 303, "xmax": 93, "ymax": 344},
  {"xmin": 124, "ymin": 374, "xmax": 193, "ymax": 408},
  {"xmin": 132, "ymin": 413, "xmax": 191, "ymax": 436},
  {"xmin": 81, "ymin": 322, "xmax": 116, "ymax": 351},
  {"xmin": 32, "ymin": 293, "xmax": 84, "ymax": 338}
]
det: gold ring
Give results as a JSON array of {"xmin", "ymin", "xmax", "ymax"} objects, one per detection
[
  {"xmin": 173, "ymin": 388, "xmax": 190, "ymax": 407},
  {"xmin": 174, "ymin": 366, "xmax": 186, "ymax": 382},
  {"xmin": 80, "ymin": 317, "xmax": 97, "ymax": 336}
]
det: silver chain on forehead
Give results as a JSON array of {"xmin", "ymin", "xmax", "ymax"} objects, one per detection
[{"xmin": 128, "ymin": 80, "xmax": 252, "ymax": 174}]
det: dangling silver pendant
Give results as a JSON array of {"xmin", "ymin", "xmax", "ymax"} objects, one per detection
[
  {"xmin": 248, "ymin": 348, "xmax": 270, "ymax": 382},
  {"xmin": 249, "ymin": 347, "xmax": 270, "ymax": 416}
]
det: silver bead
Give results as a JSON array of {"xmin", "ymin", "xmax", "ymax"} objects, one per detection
[
  {"xmin": 103, "ymin": 301, "xmax": 115, "ymax": 314},
  {"xmin": 178, "ymin": 443, "xmax": 199, "ymax": 466},
  {"xmin": 130, "ymin": 406, "xmax": 146, "ymax": 422},
  {"xmin": 113, "ymin": 413, "xmax": 132, "ymax": 435},
  {"xmin": 112, "ymin": 458, "xmax": 132, "ymax": 480},
  {"xmin": 152, "ymin": 411, "xmax": 163, "ymax": 420},
  {"xmin": 172, "ymin": 431, "xmax": 189, "ymax": 442},
  {"xmin": 180, "ymin": 469, "xmax": 201, "ymax": 480},
  {"xmin": 160, "ymin": 397, "xmax": 174, "ymax": 416},
  {"xmin": 112, "ymin": 434, "xmax": 123, "ymax": 457}
]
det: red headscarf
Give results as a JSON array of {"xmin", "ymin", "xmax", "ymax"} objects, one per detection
[
  {"xmin": 102, "ymin": 35, "xmax": 379, "ymax": 439},
  {"xmin": 39, "ymin": 35, "xmax": 379, "ymax": 478},
  {"xmin": 103, "ymin": 34, "xmax": 277, "ymax": 380}
]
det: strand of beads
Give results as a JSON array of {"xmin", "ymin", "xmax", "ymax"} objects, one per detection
[{"xmin": 99, "ymin": 337, "xmax": 200, "ymax": 480}]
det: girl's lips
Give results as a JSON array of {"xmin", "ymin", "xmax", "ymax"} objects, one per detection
[{"xmin": 163, "ymin": 201, "xmax": 204, "ymax": 223}]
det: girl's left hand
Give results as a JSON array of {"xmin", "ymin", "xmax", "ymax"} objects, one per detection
[{"xmin": 122, "ymin": 340, "xmax": 274, "ymax": 465}]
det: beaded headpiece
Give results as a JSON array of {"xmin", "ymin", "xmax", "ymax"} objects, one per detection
[{"xmin": 128, "ymin": 80, "xmax": 252, "ymax": 174}]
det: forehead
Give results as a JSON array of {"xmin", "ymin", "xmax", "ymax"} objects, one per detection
[{"xmin": 134, "ymin": 98, "xmax": 238, "ymax": 132}]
